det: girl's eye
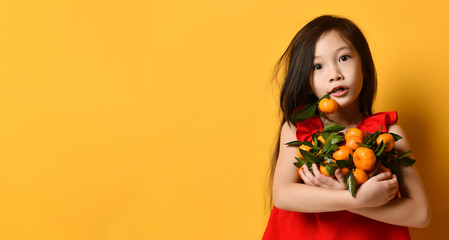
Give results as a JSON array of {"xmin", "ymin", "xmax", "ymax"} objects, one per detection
[
  {"xmin": 339, "ymin": 55, "xmax": 350, "ymax": 62},
  {"xmin": 313, "ymin": 64, "xmax": 323, "ymax": 70}
]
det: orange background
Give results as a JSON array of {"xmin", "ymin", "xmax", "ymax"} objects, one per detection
[{"xmin": 0, "ymin": 0, "xmax": 446, "ymax": 239}]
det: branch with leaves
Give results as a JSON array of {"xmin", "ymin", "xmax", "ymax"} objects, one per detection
[{"xmin": 287, "ymin": 124, "xmax": 416, "ymax": 197}]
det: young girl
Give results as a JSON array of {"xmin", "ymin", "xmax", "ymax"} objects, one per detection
[{"xmin": 263, "ymin": 15, "xmax": 430, "ymax": 239}]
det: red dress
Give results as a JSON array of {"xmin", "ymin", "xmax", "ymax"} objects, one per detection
[{"xmin": 262, "ymin": 111, "xmax": 410, "ymax": 240}]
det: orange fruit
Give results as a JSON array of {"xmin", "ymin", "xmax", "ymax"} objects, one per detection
[
  {"xmin": 320, "ymin": 165, "xmax": 334, "ymax": 177},
  {"xmin": 313, "ymin": 135, "xmax": 326, "ymax": 146},
  {"xmin": 333, "ymin": 146, "xmax": 353, "ymax": 160},
  {"xmin": 346, "ymin": 136, "xmax": 363, "ymax": 151},
  {"xmin": 345, "ymin": 128, "xmax": 364, "ymax": 141},
  {"xmin": 352, "ymin": 168, "xmax": 368, "ymax": 186},
  {"xmin": 318, "ymin": 98, "xmax": 338, "ymax": 114},
  {"xmin": 340, "ymin": 167, "xmax": 350, "ymax": 177},
  {"xmin": 353, "ymin": 147, "xmax": 377, "ymax": 171},
  {"xmin": 366, "ymin": 160, "xmax": 380, "ymax": 178},
  {"xmin": 376, "ymin": 133, "xmax": 395, "ymax": 152},
  {"xmin": 297, "ymin": 144, "xmax": 312, "ymax": 159},
  {"xmin": 379, "ymin": 162, "xmax": 392, "ymax": 175}
]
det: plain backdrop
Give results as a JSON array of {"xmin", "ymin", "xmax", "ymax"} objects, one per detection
[{"xmin": 0, "ymin": 0, "xmax": 446, "ymax": 239}]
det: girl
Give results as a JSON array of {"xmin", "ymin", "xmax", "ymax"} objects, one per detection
[{"xmin": 263, "ymin": 15, "xmax": 430, "ymax": 239}]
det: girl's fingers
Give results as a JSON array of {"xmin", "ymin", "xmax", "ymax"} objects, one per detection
[
  {"xmin": 334, "ymin": 168, "xmax": 346, "ymax": 186},
  {"xmin": 302, "ymin": 164, "xmax": 321, "ymax": 187},
  {"xmin": 302, "ymin": 164, "xmax": 314, "ymax": 179},
  {"xmin": 299, "ymin": 170, "xmax": 312, "ymax": 185},
  {"xmin": 301, "ymin": 169, "xmax": 318, "ymax": 186},
  {"xmin": 370, "ymin": 171, "xmax": 391, "ymax": 182},
  {"xmin": 312, "ymin": 164, "xmax": 321, "ymax": 177},
  {"xmin": 386, "ymin": 175, "xmax": 398, "ymax": 188}
]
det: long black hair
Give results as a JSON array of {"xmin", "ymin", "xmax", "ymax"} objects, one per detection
[{"xmin": 267, "ymin": 15, "xmax": 377, "ymax": 208}]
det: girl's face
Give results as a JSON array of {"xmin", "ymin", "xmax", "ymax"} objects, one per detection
[{"xmin": 309, "ymin": 30, "xmax": 364, "ymax": 110}]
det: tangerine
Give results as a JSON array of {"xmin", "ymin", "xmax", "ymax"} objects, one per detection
[
  {"xmin": 379, "ymin": 162, "xmax": 392, "ymax": 175},
  {"xmin": 353, "ymin": 147, "xmax": 376, "ymax": 171},
  {"xmin": 320, "ymin": 165, "xmax": 334, "ymax": 177},
  {"xmin": 376, "ymin": 133, "xmax": 395, "ymax": 152},
  {"xmin": 318, "ymin": 98, "xmax": 338, "ymax": 114},
  {"xmin": 333, "ymin": 146, "xmax": 354, "ymax": 160},
  {"xmin": 346, "ymin": 136, "xmax": 363, "ymax": 151},
  {"xmin": 313, "ymin": 135, "xmax": 326, "ymax": 146},
  {"xmin": 340, "ymin": 167, "xmax": 350, "ymax": 177},
  {"xmin": 353, "ymin": 168, "xmax": 368, "ymax": 186},
  {"xmin": 297, "ymin": 144, "xmax": 312, "ymax": 159},
  {"xmin": 345, "ymin": 128, "xmax": 364, "ymax": 141},
  {"xmin": 366, "ymin": 160, "xmax": 380, "ymax": 178}
]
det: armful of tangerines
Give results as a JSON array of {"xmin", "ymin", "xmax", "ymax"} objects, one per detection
[{"xmin": 289, "ymin": 94, "xmax": 416, "ymax": 197}]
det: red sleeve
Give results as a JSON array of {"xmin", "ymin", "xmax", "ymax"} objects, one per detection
[
  {"xmin": 295, "ymin": 116, "xmax": 323, "ymax": 142},
  {"xmin": 356, "ymin": 111, "xmax": 398, "ymax": 137}
]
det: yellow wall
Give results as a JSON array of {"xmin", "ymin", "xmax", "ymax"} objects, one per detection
[{"xmin": 0, "ymin": 0, "xmax": 446, "ymax": 239}]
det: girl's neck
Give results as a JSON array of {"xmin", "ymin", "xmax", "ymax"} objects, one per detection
[{"xmin": 320, "ymin": 104, "xmax": 364, "ymax": 129}]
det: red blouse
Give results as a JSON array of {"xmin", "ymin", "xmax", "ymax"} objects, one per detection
[{"xmin": 262, "ymin": 111, "xmax": 410, "ymax": 240}]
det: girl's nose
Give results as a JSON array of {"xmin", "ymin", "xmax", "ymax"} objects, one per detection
[{"xmin": 329, "ymin": 69, "xmax": 344, "ymax": 82}]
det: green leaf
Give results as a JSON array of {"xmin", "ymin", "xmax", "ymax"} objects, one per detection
[
  {"xmin": 344, "ymin": 169, "xmax": 351, "ymax": 182},
  {"xmin": 348, "ymin": 153, "xmax": 354, "ymax": 165},
  {"xmin": 312, "ymin": 134, "xmax": 318, "ymax": 147},
  {"xmin": 311, "ymin": 146, "xmax": 322, "ymax": 152},
  {"xmin": 295, "ymin": 157, "xmax": 307, "ymax": 166},
  {"xmin": 299, "ymin": 149, "xmax": 322, "ymax": 164},
  {"xmin": 399, "ymin": 157, "xmax": 416, "ymax": 166},
  {"xmin": 322, "ymin": 133, "xmax": 334, "ymax": 153},
  {"xmin": 375, "ymin": 140, "xmax": 386, "ymax": 156},
  {"xmin": 293, "ymin": 162, "xmax": 303, "ymax": 168},
  {"xmin": 306, "ymin": 163, "xmax": 315, "ymax": 176},
  {"xmin": 395, "ymin": 167, "xmax": 403, "ymax": 185},
  {"xmin": 328, "ymin": 144, "xmax": 338, "ymax": 153},
  {"xmin": 365, "ymin": 130, "xmax": 381, "ymax": 146},
  {"xmin": 320, "ymin": 93, "xmax": 331, "ymax": 100},
  {"xmin": 285, "ymin": 141, "xmax": 314, "ymax": 147},
  {"xmin": 326, "ymin": 164, "xmax": 337, "ymax": 177},
  {"xmin": 291, "ymin": 102, "xmax": 318, "ymax": 123},
  {"xmin": 375, "ymin": 140, "xmax": 383, "ymax": 152},
  {"xmin": 356, "ymin": 142, "xmax": 372, "ymax": 149},
  {"xmin": 321, "ymin": 133, "xmax": 330, "ymax": 139},
  {"xmin": 331, "ymin": 135, "xmax": 344, "ymax": 145},
  {"xmin": 336, "ymin": 160, "xmax": 352, "ymax": 169},
  {"xmin": 285, "ymin": 141, "xmax": 302, "ymax": 146},
  {"xmin": 398, "ymin": 150, "xmax": 412, "ymax": 159},
  {"xmin": 390, "ymin": 132, "xmax": 403, "ymax": 142},
  {"xmin": 347, "ymin": 172, "xmax": 356, "ymax": 197},
  {"xmin": 382, "ymin": 161, "xmax": 403, "ymax": 184},
  {"xmin": 363, "ymin": 133, "xmax": 373, "ymax": 145},
  {"xmin": 322, "ymin": 123, "xmax": 346, "ymax": 133},
  {"xmin": 323, "ymin": 156, "xmax": 334, "ymax": 164}
]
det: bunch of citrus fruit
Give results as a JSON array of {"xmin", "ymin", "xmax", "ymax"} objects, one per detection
[{"xmin": 289, "ymin": 96, "xmax": 415, "ymax": 197}]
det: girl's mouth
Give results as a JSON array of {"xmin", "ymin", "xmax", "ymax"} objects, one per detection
[{"xmin": 330, "ymin": 86, "xmax": 348, "ymax": 97}]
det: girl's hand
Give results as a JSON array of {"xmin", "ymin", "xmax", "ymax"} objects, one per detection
[
  {"xmin": 300, "ymin": 164, "xmax": 347, "ymax": 190},
  {"xmin": 354, "ymin": 172, "xmax": 398, "ymax": 208}
]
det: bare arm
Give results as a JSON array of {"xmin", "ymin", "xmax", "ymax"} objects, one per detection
[
  {"xmin": 348, "ymin": 124, "xmax": 431, "ymax": 228},
  {"xmin": 272, "ymin": 122, "xmax": 394, "ymax": 212}
]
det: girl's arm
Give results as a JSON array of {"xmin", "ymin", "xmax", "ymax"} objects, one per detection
[
  {"xmin": 347, "ymin": 124, "xmax": 431, "ymax": 228},
  {"xmin": 272, "ymin": 122, "xmax": 396, "ymax": 212}
]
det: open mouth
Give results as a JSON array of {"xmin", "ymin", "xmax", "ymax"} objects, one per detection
[
  {"xmin": 330, "ymin": 86, "xmax": 346, "ymax": 94},
  {"xmin": 329, "ymin": 86, "xmax": 348, "ymax": 97}
]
